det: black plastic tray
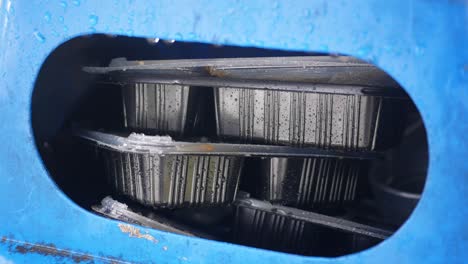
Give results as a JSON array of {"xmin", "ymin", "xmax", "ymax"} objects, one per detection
[
  {"xmin": 84, "ymin": 56, "xmax": 409, "ymax": 150},
  {"xmin": 233, "ymin": 198, "xmax": 391, "ymax": 256},
  {"xmin": 121, "ymin": 82, "xmax": 196, "ymax": 136},
  {"xmin": 76, "ymin": 129, "xmax": 379, "ymax": 208},
  {"xmin": 215, "ymin": 88, "xmax": 408, "ymax": 150},
  {"xmin": 257, "ymin": 157, "xmax": 369, "ymax": 208}
]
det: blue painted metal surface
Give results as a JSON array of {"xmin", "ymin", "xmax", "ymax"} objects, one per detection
[{"xmin": 0, "ymin": 0, "xmax": 467, "ymax": 263}]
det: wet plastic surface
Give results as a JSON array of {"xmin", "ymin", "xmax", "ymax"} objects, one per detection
[
  {"xmin": 78, "ymin": 131, "xmax": 244, "ymax": 208},
  {"xmin": 77, "ymin": 129, "xmax": 377, "ymax": 209},
  {"xmin": 215, "ymin": 88, "xmax": 407, "ymax": 150},
  {"xmin": 100, "ymin": 150, "xmax": 243, "ymax": 208},
  {"xmin": 233, "ymin": 198, "xmax": 390, "ymax": 256},
  {"xmin": 87, "ymin": 56, "xmax": 399, "ymax": 89},
  {"xmin": 258, "ymin": 157, "xmax": 369, "ymax": 208},
  {"xmin": 85, "ymin": 56, "xmax": 409, "ymax": 150},
  {"xmin": 76, "ymin": 129, "xmax": 381, "ymax": 159},
  {"xmin": 122, "ymin": 83, "xmax": 192, "ymax": 135}
]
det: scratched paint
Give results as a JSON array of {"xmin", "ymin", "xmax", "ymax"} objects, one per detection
[
  {"xmin": 1, "ymin": 237, "xmax": 126, "ymax": 263},
  {"xmin": 118, "ymin": 224, "xmax": 159, "ymax": 243}
]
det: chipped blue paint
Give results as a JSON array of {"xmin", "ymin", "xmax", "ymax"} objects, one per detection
[{"xmin": 0, "ymin": 0, "xmax": 467, "ymax": 263}]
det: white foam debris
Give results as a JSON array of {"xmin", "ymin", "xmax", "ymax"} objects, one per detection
[
  {"xmin": 101, "ymin": 196, "xmax": 128, "ymax": 211},
  {"xmin": 128, "ymin": 132, "xmax": 173, "ymax": 143}
]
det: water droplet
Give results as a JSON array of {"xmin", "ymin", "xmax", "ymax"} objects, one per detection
[
  {"xmin": 44, "ymin": 12, "xmax": 51, "ymax": 22},
  {"xmin": 303, "ymin": 9, "xmax": 311, "ymax": 18},
  {"xmin": 89, "ymin": 27, "xmax": 96, "ymax": 33},
  {"xmin": 162, "ymin": 246, "xmax": 168, "ymax": 251},
  {"xmin": 33, "ymin": 30, "xmax": 46, "ymax": 43},
  {"xmin": 63, "ymin": 26, "xmax": 69, "ymax": 32},
  {"xmin": 58, "ymin": 16, "xmax": 64, "ymax": 23},
  {"xmin": 89, "ymin": 14, "xmax": 99, "ymax": 26},
  {"xmin": 60, "ymin": 0, "xmax": 68, "ymax": 9},
  {"xmin": 383, "ymin": 44, "xmax": 393, "ymax": 53},
  {"xmin": 357, "ymin": 45, "xmax": 372, "ymax": 57},
  {"xmin": 413, "ymin": 44, "xmax": 425, "ymax": 56},
  {"xmin": 319, "ymin": 44, "xmax": 329, "ymax": 51},
  {"xmin": 72, "ymin": 0, "xmax": 81, "ymax": 6},
  {"xmin": 309, "ymin": 24, "xmax": 315, "ymax": 34},
  {"xmin": 175, "ymin": 32, "xmax": 183, "ymax": 40}
]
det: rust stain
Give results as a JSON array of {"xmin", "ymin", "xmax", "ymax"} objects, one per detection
[
  {"xmin": 177, "ymin": 144, "xmax": 215, "ymax": 152},
  {"xmin": 198, "ymin": 144, "xmax": 215, "ymax": 151},
  {"xmin": 206, "ymin": 66, "xmax": 227, "ymax": 78},
  {"xmin": 137, "ymin": 60, "xmax": 145, "ymax": 65},
  {"xmin": 118, "ymin": 223, "xmax": 158, "ymax": 243},
  {"xmin": 72, "ymin": 254, "xmax": 94, "ymax": 263},
  {"xmin": 2, "ymin": 237, "xmax": 126, "ymax": 263},
  {"xmin": 13, "ymin": 242, "xmax": 93, "ymax": 263}
]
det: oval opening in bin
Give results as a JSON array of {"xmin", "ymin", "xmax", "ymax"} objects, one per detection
[{"xmin": 31, "ymin": 34, "xmax": 428, "ymax": 257}]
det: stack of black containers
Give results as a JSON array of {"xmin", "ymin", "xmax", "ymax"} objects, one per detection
[{"xmin": 80, "ymin": 56, "xmax": 409, "ymax": 256}]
